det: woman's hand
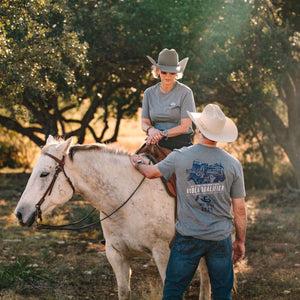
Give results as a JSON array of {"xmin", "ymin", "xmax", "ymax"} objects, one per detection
[{"xmin": 146, "ymin": 127, "xmax": 164, "ymax": 145}]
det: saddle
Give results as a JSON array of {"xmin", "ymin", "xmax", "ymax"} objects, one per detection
[{"xmin": 136, "ymin": 143, "xmax": 177, "ymax": 198}]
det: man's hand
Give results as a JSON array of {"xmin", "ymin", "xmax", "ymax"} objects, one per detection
[
  {"xmin": 129, "ymin": 154, "xmax": 162, "ymax": 179},
  {"xmin": 130, "ymin": 154, "xmax": 147, "ymax": 168},
  {"xmin": 232, "ymin": 240, "xmax": 245, "ymax": 264}
]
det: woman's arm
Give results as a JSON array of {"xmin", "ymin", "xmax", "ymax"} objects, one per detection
[
  {"xmin": 141, "ymin": 118, "xmax": 153, "ymax": 133},
  {"xmin": 142, "ymin": 117, "xmax": 192, "ymax": 145},
  {"xmin": 142, "ymin": 118, "xmax": 164, "ymax": 145},
  {"xmin": 165, "ymin": 118, "xmax": 192, "ymax": 138}
]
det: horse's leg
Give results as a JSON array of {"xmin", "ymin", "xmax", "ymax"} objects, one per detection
[
  {"xmin": 199, "ymin": 257, "xmax": 211, "ymax": 300},
  {"xmin": 152, "ymin": 241, "xmax": 171, "ymax": 282},
  {"xmin": 105, "ymin": 244, "xmax": 131, "ymax": 300}
]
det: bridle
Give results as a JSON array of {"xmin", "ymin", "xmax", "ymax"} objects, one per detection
[
  {"xmin": 35, "ymin": 153, "xmax": 75, "ymax": 223},
  {"xmin": 35, "ymin": 152, "xmax": 146, "ymax": 231}
]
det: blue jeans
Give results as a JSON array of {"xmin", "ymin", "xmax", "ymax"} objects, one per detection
[{"xmin": 162, "ymin": 231, "xmax": 233, "ymax": 300}]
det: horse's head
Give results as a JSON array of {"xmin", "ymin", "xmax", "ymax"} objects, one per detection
[{"xmin": 15, "ymin": 135, "xmax": 74, "ymax": 227}]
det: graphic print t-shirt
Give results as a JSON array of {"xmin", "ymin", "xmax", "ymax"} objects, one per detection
[{"xmin": 157, "ymin": 144, "xmax": 246, "ymax": 241}]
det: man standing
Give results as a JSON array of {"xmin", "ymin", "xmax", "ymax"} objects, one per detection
[{"xmin": 130, "ymin": 104, "xmax": 247, "ymax": 300}]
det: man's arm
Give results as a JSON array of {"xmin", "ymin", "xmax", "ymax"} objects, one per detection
[
  {"xmin": 130, "ymin": 154, "xmax": 163, "ymax": 179},
  {"xmin": 231, "ymin": 197, "xmax": 247, "ymax": 263}
]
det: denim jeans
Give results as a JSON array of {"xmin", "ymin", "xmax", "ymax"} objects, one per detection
[{"xmin": 162, "ymin": 231, "xmax": 233, "ymax": 300}]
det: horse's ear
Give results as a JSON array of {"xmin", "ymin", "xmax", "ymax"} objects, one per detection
[
  {"xmin": 57, "ymin": 137, "xmax": 73, "ymax": 154},
  {"xmin": 46, "ymin": 135, "xmax": 56, "ymax": 145}
]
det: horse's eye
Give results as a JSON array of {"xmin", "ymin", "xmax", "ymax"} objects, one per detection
[{"xmin": 40, "ymin": 172, "xmax": 50, "ymax": 178}]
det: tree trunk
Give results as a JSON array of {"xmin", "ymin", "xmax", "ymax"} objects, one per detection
[
  {"xmin": 254, "ymin": 131, "xmax": 276, "ymax": 189},
  {"xmin": 286, "ymin": 149, "xmax": 300, "ymax": 188},
  {"xmin": 260, "ymin": 67, "xmax": 300, "ymax": 188}
]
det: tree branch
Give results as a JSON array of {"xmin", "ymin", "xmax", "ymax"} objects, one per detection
[{"xmin": 0, "ymin": 115, "xmax": 44, "ymax": 146}]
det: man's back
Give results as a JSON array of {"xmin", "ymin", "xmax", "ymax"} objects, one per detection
[{"xmin": 157, "ymin": 143, "xmax": 245, "ymax": 241}]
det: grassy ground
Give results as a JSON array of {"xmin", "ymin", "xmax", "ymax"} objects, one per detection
[
  {"xmin": 0, "ymin": 115, "xmax": 299, "ymax": 299},
  {"xmin": 233, "ymin": 190, "xmax": 300, "ymax": 299},
  {"xmin": 0, "ymin": 172, "xmax": 299, "ymax": 300}
]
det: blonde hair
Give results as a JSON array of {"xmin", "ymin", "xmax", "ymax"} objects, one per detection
[{"xmin": 151, "ymin": 66, "xmax": 183, "ymax": 80}]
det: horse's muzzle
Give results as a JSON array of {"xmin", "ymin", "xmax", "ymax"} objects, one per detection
[{"xmin": 15, "ymin": 211, "xmax": 35, "ymax": 227}]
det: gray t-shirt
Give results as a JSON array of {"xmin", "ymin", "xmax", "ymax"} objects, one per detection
[
  {"xmin": 141, "ymin": 81, "xmax": 196, "ymax": 133},
  {"xmin": 157, "ymin": 144, "xmax": 246, "ymax": 241}
]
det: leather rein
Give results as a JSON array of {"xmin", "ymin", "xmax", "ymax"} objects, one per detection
[{"xmin": 35, "ymin": 152, "xmax": 145, "ymax": 231}]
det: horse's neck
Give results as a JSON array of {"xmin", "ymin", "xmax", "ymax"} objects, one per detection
[
  {"xmin": 68, "ymin": 151, "xmax": 143, "ymax": 211},
  {"xmin": 67, "ymin": 149, "xmax": 175, "ymax": 232}
]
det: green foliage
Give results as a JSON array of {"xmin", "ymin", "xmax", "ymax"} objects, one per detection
[
  {"xmin": 0, "ymin": 0, "xmax": 299, "ymax": 186},
  {"xmin": 183, "ymin": 0, "xmax": 300, "ymax": 188},
  {"xmin": 0, "ymin": 0, "xmax": 88, "ymax": 143},
  {"xmin": 0, "ymin": 258, "xmax": 51, "ymax": 289}
]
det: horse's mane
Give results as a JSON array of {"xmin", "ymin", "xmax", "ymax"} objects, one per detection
[
  {"xmin": 69, "ymin": 143, "xmax": 131, "ymax": 160},
  {"xmin": 41, "ymin": 137, "xmax": 131, "ymax": 160}
]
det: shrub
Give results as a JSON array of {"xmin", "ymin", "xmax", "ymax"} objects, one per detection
[
  {"xmin": 0, "ymin": 129, "xmax": 39, "ymax": 170},
  {"xmin": 243, "ymin": 162, "xmax": 272, "ymax": 190},
  {"xmin": 273, "ymin": 162, "xmax": 297, "ymax": 189},
  {"xmin": 243, "ymin": 161, "xmax": 296, "ymax": 190},
  {"xmin": 0, "ymin": 141, "xmax": 23, "ymax": 168}
]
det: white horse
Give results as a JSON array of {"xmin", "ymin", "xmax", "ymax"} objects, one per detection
[{"xmin": 14, "ymin": 136, "xmax": 211, "ymax": 300}]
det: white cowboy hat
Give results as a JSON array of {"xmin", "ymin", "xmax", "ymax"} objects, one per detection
[
  {"xmin": 188, "ymin": 104, "xmax": 238, "ymax": 143},
  {"xmin": 147, "ymin": 48, "xmax": 189, "ymax": 73}
]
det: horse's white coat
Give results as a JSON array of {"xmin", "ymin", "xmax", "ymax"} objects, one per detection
[{"xmin": 14, "ymin": 136, "xmax": 211, "ymax": 300}]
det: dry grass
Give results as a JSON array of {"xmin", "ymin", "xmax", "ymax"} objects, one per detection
[
  {"xmin": 0, "ymin": 115, "xmax": 300, "ymax": 299},
  {"xmin": 0, "ymin": 173, "xmax": 299, "ymax": 299},
  {"xmin": 231, "ymin": 191, "xmax": 300, "ymax": 299}
]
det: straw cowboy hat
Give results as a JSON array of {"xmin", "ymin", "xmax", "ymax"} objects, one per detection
[
  {"xmin": 147, "ymin": 48, "xmax": 189, "ymax": 73},
  {"xmin": 188, "ymin": 104, "xmax": 238, "ymax": 143}
]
